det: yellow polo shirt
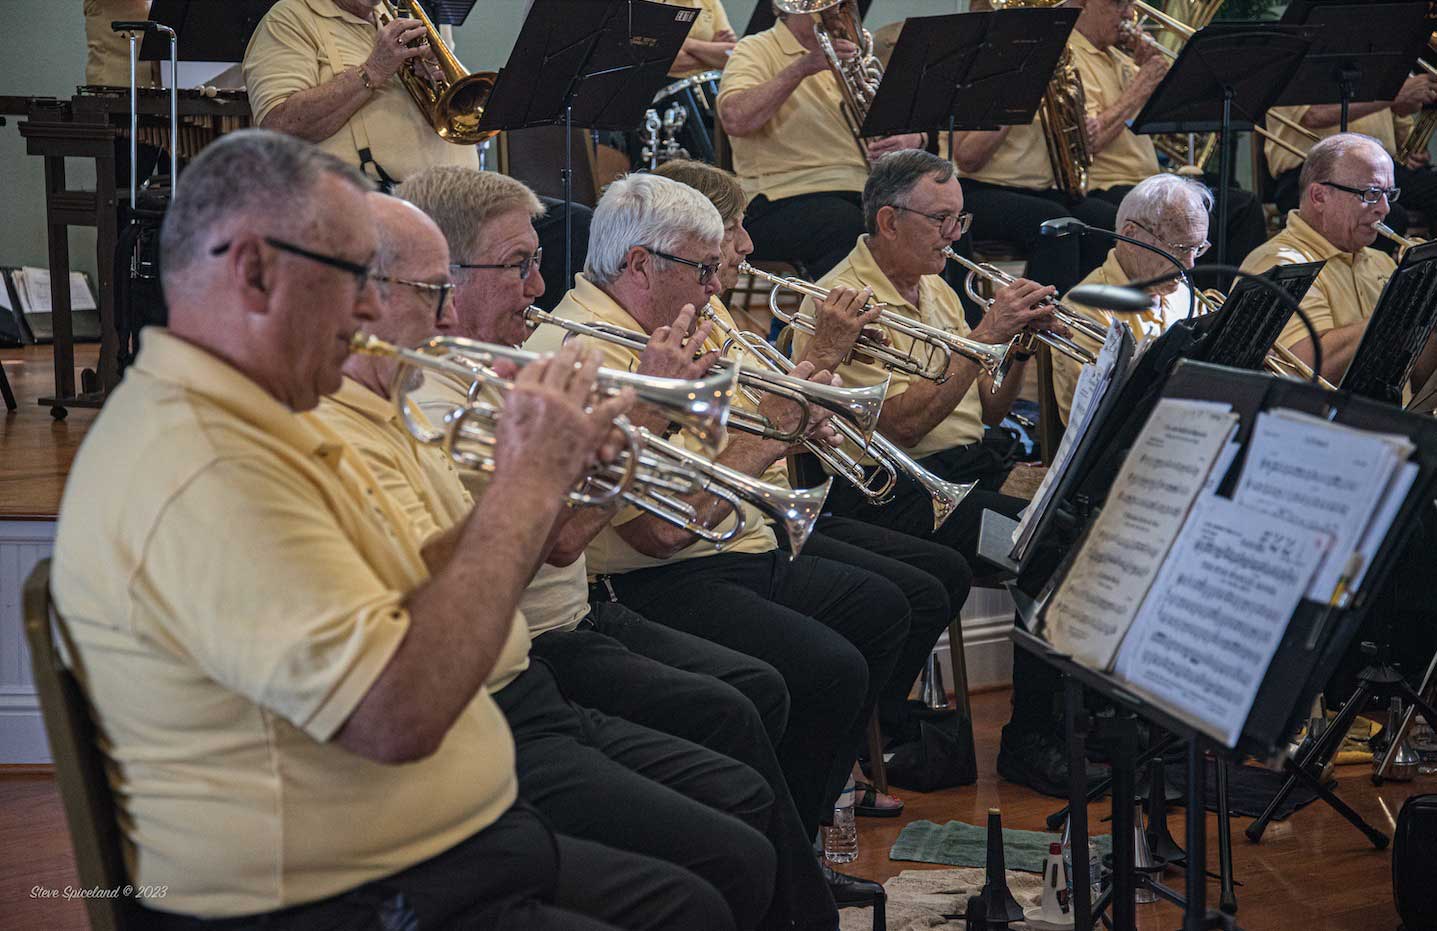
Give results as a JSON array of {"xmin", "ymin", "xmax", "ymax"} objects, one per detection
[
  {"xmin": 948, "ymin": 116, "xmax": 1059, "ymax": 191},
  {"xmin": 665, "ymin": 0, "xmax": 734, "ymax": 77},
  {"xmin": 528, "ymin": 275, "xmax": 779, "ymax": 573},
  {"xmin": 243, "ymin": 0, "xmax": 479, "ymax": 182},
  {"xmin": 407, "ymin": 372, "xmax": 595, "ymax": 637},
  {"xmin": 1069, "ymin": 30, "xmax": 1159, "ymax": 190},
  {"xmin": 85, "ymin": 0, "xmax": 159, "ymax": 87},
  {"xmin": 1239, "ymin": 210, "xmax": 1395, "ymax": 354},
  {"xmin": 1265, "ymin": 107, "xmax": 1412, "ymax": 178},
  {"xmin": 51, "ymin": 329, "xmax": 518, "ymax": 918},
  {"xmin": 717, "ymin": 22, "xmax": 870, "ymax": 203},
  {"xmin": 1053, "ymin": 249, "xmax": 1192, "ymax": 424},
  {"xmin": 792, "ymin": 236, "xmax": 985, "ymax": 459}
]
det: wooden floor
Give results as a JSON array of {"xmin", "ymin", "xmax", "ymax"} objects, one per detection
[
  {"xmin": 1, "ymin": 345, "xmax": 100, "ymax": 519},
  {"xmin": 0, "ymin": 689, "xmax": 1420, "ymax": 930}
]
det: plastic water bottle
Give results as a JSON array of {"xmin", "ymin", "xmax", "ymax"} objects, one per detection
[{"xmin": 823, "ymin": 778, "xmax": 859, "ymax": 864}]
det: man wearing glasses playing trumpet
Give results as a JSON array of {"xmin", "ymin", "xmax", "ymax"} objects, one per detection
[
  {"xmin": 1241, "ymin": 132, "xmax": 1437, "ymax": 391},
  {"xmin": 793, "ymin": 149, "xmax": 1108, "ymax": 798}
]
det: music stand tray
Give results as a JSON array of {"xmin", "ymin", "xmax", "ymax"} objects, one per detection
[{"xmin": 1339, "ymin": 240, "xmax": 1437, "ymax": 405}]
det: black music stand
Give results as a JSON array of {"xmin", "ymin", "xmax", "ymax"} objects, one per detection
[
  {"xmin": 860, "ymin": 7, "xmax": 1078, "ymax": 154},
  {"xmin": 478, "ymin": 0, "xmax": 693, "ymax": 285},
  {"xmin": 139, "ymin": 0, "xmax": 278, "ymax": 62},
  {"xmin": 1276, "ymin": 0, "xmax": 1429, "ymax": 131},
  {"xmin": 1131, "ymin": 24, "xmax": 1314, "ymax": 267},
  {"xmin": 1339, "ymin": 240, "xmax": 1437, "ymax": 405}
]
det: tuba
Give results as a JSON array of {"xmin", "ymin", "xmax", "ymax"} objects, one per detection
[
  {"xmin": 373, "ymin": 0, "xmax": 498, "ymax": 144},
  {"xmin": 774, "ymin": 0, "xmax": 883, "ymax": 157}
]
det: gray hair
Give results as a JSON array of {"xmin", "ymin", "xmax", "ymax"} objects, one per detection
[
  {"xmin": 160, "ymin": 129, "xmax": 368, "ymax": 292},
  {"xmin": 1116, "ymin": 173, "xmax": 1213, "ymax": 232},
  {"xmin": 395, "ymin": 166, "xmax": 544, "ymax": 263},
  {"xmin": 862, "ymin": 149, "xmax": 956, "ymax": 234},
  {"xmin": 585, "ymin": 173, "xmax": 723, "ymax": 285},
  {"xmin": 1299, "ymin": 131, "xmax": 1392, "ymax": 199}
]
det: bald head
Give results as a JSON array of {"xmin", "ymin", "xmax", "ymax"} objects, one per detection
[{"xmin": 1297, "ymin": 132, "xmax": 1394, "ymax": 254}]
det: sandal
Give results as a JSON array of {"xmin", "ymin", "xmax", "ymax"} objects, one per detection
[{"xmin": 854, "ymin": 780, "xmax": 904, "ymax": 818}]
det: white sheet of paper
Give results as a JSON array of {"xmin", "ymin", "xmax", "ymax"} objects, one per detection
[
  {"xmin": 16, "ymin": 267, "xmax": 96, "ymax": 314},
  {"xmin": 1349, "ymin": 460, "xmax": 1420, "ymax": 592},
  {"xmin": 1202, "ymin": 439, "xmax": 1242, "ymax": 497},
  {"xmin": 1043, "ymin": 398, "xmax": 1239, "ymax": 669},
  {"xmin": 1231, "ymin": 410, "xmax": 1411, "ymax": 599},
  {"xmin": 1114, "ymin": 495, "xmax": 1331, "ymax": 746},
  {"xmin": 0, "ymin": 275, "xmax": 10, "ymax": 313}
]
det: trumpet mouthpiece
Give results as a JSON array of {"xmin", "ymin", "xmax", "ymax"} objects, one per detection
[{"xmin": 348, "ymin": 332, "xmax": 394, "ymax": 356}]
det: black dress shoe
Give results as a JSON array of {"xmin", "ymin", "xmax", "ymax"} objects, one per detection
[
  {"xmin": 820, "ymin": 863, "xmax": 885, "ymax": 906},
  {"xmin": 997, "ymin": 725, "xmax": 1106, "ymax": 798}
]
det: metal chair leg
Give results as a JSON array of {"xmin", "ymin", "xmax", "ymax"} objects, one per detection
[
  {"xmin": 866, "ymin": 710, "xmax": 888, "ymax": 794},
  {"xmin": 946, "ymin": 617, "xmax": 972, "ymax": 719}
]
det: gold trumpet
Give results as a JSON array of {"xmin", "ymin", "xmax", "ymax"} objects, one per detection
[
  {"xmin": 1190, "ymin": 289, "xmax": 1338, "ymax": 390},
  {"xmin": 374, "ymin": 0, "xmax": 498, "ymax": 144},
  {"xmin": 523, "ymin": 306, "xmax": 889, "ymax": 442},
  {"xmin": 351, "ymin": 333, "xmax": 830, "ymax": 553},
  {"xmin": 738, "ymin": 261, "xmax": 1014, "ymax": 388},
  {"xmin": 941, "ymin": 247, "xmax": 1104, "ymax": 372}
]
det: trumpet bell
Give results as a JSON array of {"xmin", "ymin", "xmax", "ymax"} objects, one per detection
[{"xmin": 767, "ymin": 477, "xmax": 833, "ymax": 557}]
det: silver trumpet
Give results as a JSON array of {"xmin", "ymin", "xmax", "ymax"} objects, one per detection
[
  {"xmin": 524, "ymin": 305, "xmax": 889, "ymax": 443},
  {"xmin": 739, "ymin": 261, "xmax": 1013, "ymax": 389},
  {"xmin": 941, "ymin": 247, "xmax": 1102, "ymax": 376},
  {"xmin": 699, "ymin": 305, "xmax": 976, "ymax": 530}
]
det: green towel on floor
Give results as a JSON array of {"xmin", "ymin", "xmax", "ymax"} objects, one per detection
[{"xmin": 889, "ymin": 819, "xmax": 1113, "ymax": 873}]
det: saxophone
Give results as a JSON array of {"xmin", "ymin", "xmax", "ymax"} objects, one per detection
[{"xmin": 774, "ymin": 0, "xmax": 884, "ymax": 158}]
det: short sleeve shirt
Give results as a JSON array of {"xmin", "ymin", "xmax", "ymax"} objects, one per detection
[
  {"xmin": 948, "ymin": 115, "xmax": 1058, "ymax": 191},
  {"xmin": 1069, "ymin": 30, "xmax": 1160, "ymax": 190},
  {"xmin": 1265, "ymin": 106, "xmax": 1401, "ymax": 178}
]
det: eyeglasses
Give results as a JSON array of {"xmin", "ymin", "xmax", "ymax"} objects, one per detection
[
  {"xmin": 644, "ymin": 247, "xmax": 720, "ymax": 286},
  {"xmin": 452, "ymin": 246, "xmax": 543, "ymax": 280},
  {"xmin": 210, "ymin": 236, "xmax": 374, "ymax": 291},
  {"xmin": 1128, "ymin": 219, "xmax": 1211, "ymax": 258},
  {"xmin": 375, "ymin": 274, "xmax": 455, "ymax": 323},
  {"xmin": 1319, "ymin": 181, "xmax": 1401, "ymax": 206},
  {"xmin": 887, "ymin": 205, "xmax": 973, "ymax": 239}
]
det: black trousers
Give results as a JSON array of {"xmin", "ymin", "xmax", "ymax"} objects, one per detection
[
  {"xmin": 599, "ymin": 549, "xmax": 910, "ymax": 838},
  {"xmin": 1273, "ymin": 163, "xmax": 1437, "ymax": 258},
  {"xmin": 955, "ymin": 180, "xmax": 1118, "ymax": 295},
  {"xmin": 824, "ymin": 443, "xmax": 1066, "ymax": 737},
  {"xmin": 1090, "ymin": 183, "xmax": 1268, "ymax": 280},
  {"xmin": 792, "ymin": 516, "xmax": 972, "ymax": 733},
  {"xmin": 534, "ymin": 197, "xmax": 594, "ymax": 311},
  {"xmin": 744, "ymin": 190, "xmax": 865, "ymax": 278},
  {"xmin": 137, "ymin": 802, "xmax": 731, "ymax": 931},
  {"xmin": 495, "ymin": 662, "xmax": 776, "ymax": 931},
  {"xmin": 530, "ymin": 605, "xmax": 837, "ymax": 931}
]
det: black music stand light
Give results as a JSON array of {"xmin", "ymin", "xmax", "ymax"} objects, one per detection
[
  {"xmin": 1131, "ymin": 24, "xmax": 1313, "ymax": 267},
  {"xmin": 1277, "ymin": 0, "xmax": 1430, "ymax": 131},
  {"xmin": 860, "ymin": 7, "xmax": 1078, "ymax": 149},
  {"xmin": 478, "ymin": 0, "xmax": 694, "ymax": 285}
]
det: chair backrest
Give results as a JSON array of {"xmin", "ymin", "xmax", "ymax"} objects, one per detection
[
  {"xmin": 1034, "ymin": 344, "xmax": 1064, "ymax": 465},
  {"xmin": 23, "ymin": 560, "xmax": 135, "ymax": 931}
]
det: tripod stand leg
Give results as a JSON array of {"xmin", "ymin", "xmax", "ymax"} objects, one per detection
[
  {"xmin": 1288, "ymin": 762, "xmax": 1389, "ymax": 849},
  {"xmin": 1047, "ymin": 733, "xmax": 1183, "ymax": 831},
  {"xmin": 1375, "ymin": 650, "xmax": 1437, "ymax": 783},
  {"xmin": 1216, "ymin": 760, "xmax": 1237, "ymax": 914}
]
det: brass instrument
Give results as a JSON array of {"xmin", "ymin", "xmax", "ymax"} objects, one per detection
[
  {"xmin": 774, "ymin": 0, "xmax": 883, "ymax": 156},
  {"xmin": 351, "ymin": 333, "xmax": 829, "ymax": 553},
  {"xmin": 739, "ymin": 261, "xmax": 1015, "ymax": 388},
  {"xmin": 941, "ymin": 247, "xmax": 1104, "ymax": 378},
  {"xmin": 1397, "ymin": 34, "xmax": 1437, "ymax": 165},
  {"xmin": 523, "ymin": 306, "xmax": 890, "ymax": 442},
  {"xmin": 1190, "ymin": 289, "xmax": 1338, "ymax": 390},
  {"xmin": 1115, "ymin": 1, "xmax": 1224, "ymax": 173},
  {"xmin": 373, "ymin": 0, "xmax": 498, "ymax": 144}
]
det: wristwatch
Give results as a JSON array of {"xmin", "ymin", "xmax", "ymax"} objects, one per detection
[{"xmin": 356, "ymin": 65, "xmax": 377, "ymax": 91}]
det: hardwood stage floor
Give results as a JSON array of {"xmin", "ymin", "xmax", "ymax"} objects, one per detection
[
  {"xmin": 0, "ymin": 689, "xmax": 1420, "ymax": 930},
  {"xmin": 1, "ymin": 345, "xmax": 101, "ymax": 519}
]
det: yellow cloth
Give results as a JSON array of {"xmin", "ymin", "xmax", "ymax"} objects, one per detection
[
  {"xmin": 50, "ymin": 329, "xmax": 519, "ymax": 918},
  {"xmin": 408, "ymin": 372, "xmax": 594, "ymax": 636},
  {"xmin": 949, "ymin": 116, "xmax": 1058, "ymax": 191},
  {"xmin": 664, "ymin": 0, "xmax": 733, "ymax": 77},
  {"xmin": 1239, "ymin": 210, "xmax": 1396, "ymax": 354},
  {"xmin": 308, "ymin": 377, "xmax": 533, "ymax": 690},
  {"xmin": 1069, "ymin": 30, "xmax": 1159, "ymax": 190},
  {"xmin": 1052, "ymin": 249, "xmax": 1192, "ymax": 424},
  {"xmin": 528, "ymin": 275, "xmax": 779, "ymax": 573},
  {"xmin": 717, "ymin": 23, "xmax": 870, "ymax": 204},
  {"xmin": 243, "ymin": 0, "xmax": 479, "ymax": 182},
  {"xmin": 85, "ymin": 0, "xmax": 159, "ymax": 87},
  {"xmin": 1265, "ymin": 106, "xmax": 1403, "ymax": 178},
  {"xmin": 792, "ymin": 236, "xmax": 985, "ymax": 458}
]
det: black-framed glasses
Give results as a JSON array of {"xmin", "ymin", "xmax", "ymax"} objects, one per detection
[
  {"xmin": 887, "ymin": 205, "xmax": 973, "ymax": 239},
  {"xmin": 1319, "ymin": 181, "xmax": 1401, "ymax": 206},
  {"xmin": 210, "ymin": 237, "xmax": 373, "ymax": 291},
  {"xmin": 643, "ymin": 246, "xmax": 720, "ymax": 286},
  {"xmin": 452, "ymin": 246, "xmax": 543, "ymax": 281},
  {"xmin": 375, "ymin": 275, "xmax": 455, "ymax": 323},
  {"xmin": 1128, "ymin": 219, "xmax": 1211, "ymax": 259}
]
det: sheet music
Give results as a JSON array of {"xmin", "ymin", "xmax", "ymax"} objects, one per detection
[
  {"xmin": 0, "ymin": 277, "xmax": 10, "ymax": 313},
  {"xmin": 1350, "ymin": 460, "xmax": 1420, "ymax": 592},
  {"xmin": 1113, "ymin": 495, "xmax": 1331, "ymax": 747},
  {"xmin": 1043, "ymin": 398, "xmax": 1239, "ymax": 669},
  {"xmin": 14, "ymin": 267, "xmax": 96, "ymax": 315},
  {"xmin": 1231, "ymin": 410, "xmax": 1412, "ymax": 600},
  {"xmin": 1009, "ymin": 321, "xmax": 1126, "ymax": 561}
]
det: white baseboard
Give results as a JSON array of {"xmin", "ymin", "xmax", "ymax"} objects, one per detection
[
  {"xmin": 937, "ymin": 584, "xmax": 1015, "ymax": 693},
  {"xmin": 0, "ymin": 521, "xmax": 54, "ymax": 764}
]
